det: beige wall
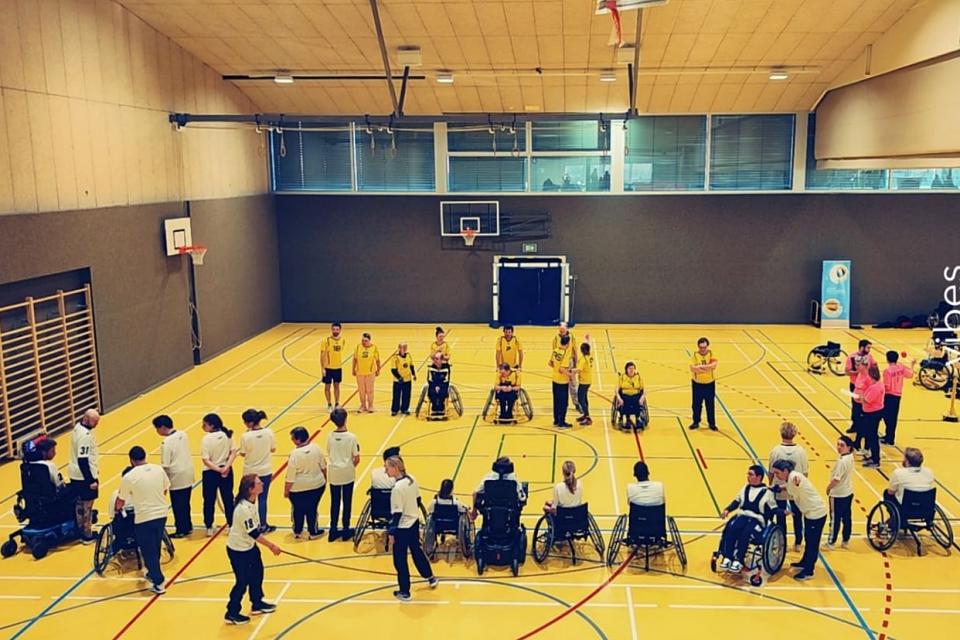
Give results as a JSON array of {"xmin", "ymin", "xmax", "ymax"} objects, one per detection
[{"xmin": 0, "ymin": 0, "xmax": 268, "ymax": 215}]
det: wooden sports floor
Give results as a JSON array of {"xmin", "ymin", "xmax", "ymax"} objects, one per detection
[{"xmin": 1, "ymin": 323, "xmax": 957, "ymax": 640}]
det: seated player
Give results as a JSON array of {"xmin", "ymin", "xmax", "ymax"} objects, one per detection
[
  {"xmin": 543, "ymin": 461, "xmax": 583, "ymax": 514},
  {"xmin": 718, "ymin": 465, "xmax": 778, "ymax": 572},
  {"xmin": 885, "ymin": 447, "xmax": 935, "ymax": 507},
  {"xmin": 494, "ymin": 363, "xmax": 520, "ymax": 421},
  {"xmin": 28, "ymin": 438, "xmax": 76, "ymax": 525},
  {"xmin": 426, "ymin": 352, "xmax": 452, "ymax": 416},
  {"xmin": 371, "ymin": 447, "xmax": 400, "ymax": 490},
  {"xmin": 472, "ymin": 457, "xmax": 527, "ymax": 517},
  {"xmin": 626, "ymin": 462, "xmax": 664, "ymax": 507},
  {"xmin": 107, "ymin": 466, "xmax": 137, "ymax": 549},
  {"xmin": 429, "ymin": 479, "xmax": 468, "ymax": 514},
  {"xmin": 616, "ymin": 362, "xmax": 648, "ymax": 429}
]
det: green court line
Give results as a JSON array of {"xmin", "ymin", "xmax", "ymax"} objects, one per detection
[
  {"xmin": 551, "ymin": 433, "xmax": 558, "ymax": 483},
  {"xmin": 451, "ymin": 415, "xmax": 480, "ymax": 481},
  {"xmin": 676, "ymin": 416, "xmax": 722, "ymax": 516},
  {"xmin": 496, "ymin": 433, "xmax": 505, "ymax": 459}
]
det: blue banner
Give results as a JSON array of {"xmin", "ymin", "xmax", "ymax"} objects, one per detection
[{"xmin": 821, "ymin": 260, "xmax": 851, "ymax": 327}]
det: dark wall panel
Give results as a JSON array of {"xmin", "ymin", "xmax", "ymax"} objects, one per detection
[{"xmin": 277, "ymin": 193, "xmax": 955, "ymax": 324}]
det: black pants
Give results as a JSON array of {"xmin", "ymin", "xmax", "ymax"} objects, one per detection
[
  {"xmin": 552, "ymin": 382, "xmax": 569, "ymax": 425},
  {"xmin": 862, "ymin": 410, "xmax": 882, "ymax": 464},
  {"xmin": 392, "ymin": 522, "xmax": 433, "ymax": 595},
  {"xmin": 202, "ymin": 469, "xmax": 234, "ymax": 528},
  {"xmin": 692, "ymin": 381, "xmax": 716, "ymax": 426},
  {"xmin": 290, "ymin": 486, "xmax": 325, "ymax": 535},
  {"xmin": 881, "ymin": 394, "xmax": 901, "ymax": 444},
  {"xmin": 719, "ymin": 515, "xmax": 761, "ymax": 563},
  {"xmin": 829, "ymin": 495, "xmax": 853, "ymax": 544},
  {"xmin": 134, "ymin": 517, "xmax": 166, "ymax": 586},
  {"xmin": 497, "ymin": 390, "xmax": 517, "ymax": 418},
  {"xmin": 169, "ymin": 487, "xmax": 193, "ymax": 535},
  {"xmin": 798, "ymin": 515, "xmax": 827, "ymax": 573},
  {"xmin": 329, "ymin": 482, "xmax": 354, "ymax": 531},
  {"xmin": 578, "ymin": 384, "xmax": 590, "ymax": 418},
  {"xmin": 391, "ymin": 380, "xmax": 412, "ymax": 413},
  {"xmin": 429, "ymin": 384, "xmax": 449, "ymax": 413},
  {"xmin": 776, "ymin": 499, "xmax": 804, "ymax": 545},
  {"xmin": 850, "ymin": 383, "xmax": 863, "ymax": 425},
  {"xmin": 226, "ymin": 546, "xmax": 266, "ymax": 616}
]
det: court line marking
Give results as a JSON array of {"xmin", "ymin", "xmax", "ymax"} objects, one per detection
[
  {"xmin": 677, "ymin": 418, "xmax": 721, "ymax": 515},
  {"xmin": 248, "ymin": 581, "xmax": 290, "ymax": 640},
  {"xmin": 731, "ymin": 340, "xmax": 781, "ymax": 392},
  {"xmin": 9, "ymin": 569, "xmax": 95, "ymax": 640}
]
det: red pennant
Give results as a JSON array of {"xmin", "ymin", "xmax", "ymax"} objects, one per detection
[{"xmin": 605, "ymin": 0, "xmax": 623, "ymax": 47}]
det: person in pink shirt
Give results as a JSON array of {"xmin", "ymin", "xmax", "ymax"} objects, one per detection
[
  {"xmin": 881, "ymin": 351, "xmax": 915, "ymax": 446},
  {"xmin": 844, "ymin": 340, "xmax": 875, "ymax": 434},
  {"xmin": 851, "ymin": 360, "xmax": 871, "ymax": 453},
  {"xmin": 854, "ymin": 365, "xmax": 885, "ymax": 468}
]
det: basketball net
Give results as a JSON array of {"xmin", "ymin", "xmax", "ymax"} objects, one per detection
[
  {"xmin": 461, "ymin": 229, "xmax": 477, "ymax": 247},
  {"xmin": 178, "ymin": 245, "xmax": 208, "ymax": 265}
]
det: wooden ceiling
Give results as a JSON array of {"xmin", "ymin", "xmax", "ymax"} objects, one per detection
[{"xmin": 118, "ymin": 0, "xmax": 920, "ymax": 115}]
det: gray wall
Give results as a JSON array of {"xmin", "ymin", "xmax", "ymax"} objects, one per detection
[{"xmin": 277, "ymin": 193, "xmax": 956, "ymax": 324}]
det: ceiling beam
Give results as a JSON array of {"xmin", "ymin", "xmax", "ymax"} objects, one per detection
[{"xmin": 368, "ymin": 0, "xmax": 400, "ymax": 118}]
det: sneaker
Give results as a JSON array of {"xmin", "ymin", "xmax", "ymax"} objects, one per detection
[
  {"xmin": 148, "ymin": 583, "xmax": 166, "ymax": 595},
  {"xmin": 841, "ymin": 541, "xmax": 849, "ymax": 549},
  {"xmin": 341, "ymin": 528, "xmax": 355, "ymax": 541},
  {"xmin": 309, "ymin": 528, "xmax": 325, "ymax": 539},
  {"xmin": 293, "ymin": 533, "xmax": 302, "ymax": 540},
  {"xmin": 393, "ymin": 590, "xmax": 411, "ymax": 602},
  {"xmin": 225, "ymin": 613, "xmax": 250, "ymax": 625},
  {"xmin": 729, "ymin": 560, "xmax": 743, "ymax": 572},
  {"xmin": 326, "ymin": 404, "xmax": 333, "ymax": 412},
  {"xmin": 708, "ymin": 424, "xmax": 719, "ymax": 431},
  {"xmin": 80, "ymin": 535, "xmax": 97, "ymax": 545},
  {"xmin": 863, "ymin": 461, "xmax": 881, "ymax": 469},
  {"xmin": 824, "ymin": 541, "xmax": 835, "ymax": 550},
  {"xmin": 251, "ymin": 602, "xmax": 277, "ymax": 615},
  {"xmin": 688, "ymin": 423, "xmax": 700, "ymax": 430},
  {"xmin": 581, "ymin": 418, "xmax": 592, "ymax": 426},
  {"xmin": 206, "ymin": 528, "xmax": 215, "ymax": 537},
  {"xmin": 401, "ymin": 411, "xmax": 411, "ymax": 416},
  {"xmin": 793, "ymin": 571, "xmax": 814, "ymax": 581},
  {"xmin": 789, "ymin": 561, "xmax": 804, "ymax": 568},
  {"xmin": 556, "ymin": 423, "xmax": 573, "ymax": 429},
  {"xmin": 263, "ymin": 525, "xmax": 278, "ymax": 534},
  {"xmin": 170, "ymin": 532, "xmax": 189, "ymax": 539},
  {"xmin": 428, "ymin": 577, "xmax": 439, "ymax": 589},
  {"xmin": 719, "ymin": 558, "xmax": 732, "ymax": 571},
  {"xmin": 391, "ymin": 412, "xmax": 398, "ymax": 416},
  {"xmin": 854, "ymin": 449, "xmax": 867, "ymax": 457},
  {"xmin": 845, "ymin": 426, "xmax": 857, "ymax": 433},
  {"xmin": 328, "ymin": 529, "xmax": 340, "ymax": 542}
]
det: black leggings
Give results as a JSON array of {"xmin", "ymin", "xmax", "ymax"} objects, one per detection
[
  {"xmin": 829, "ymin": 495, "xmax": 853, "ymax": 544},
  {"xmin": 775, "ymin": 499, "xmax": 804, "ymax": 545},
  {"xmin": 290, "ymin": 486, "xmax": 325, "ymax": 535},
  {"xmin": 202, "ymin": 469, "xmax": 235, "ymax": 528},
  {"xmin": 329, "ymin": 482, "xmax": 354, "ymax": 531},
  {"xmin": 226, "ymin": 546, "xmax": 266, "ymax": 616},
  {"xmin": 393, "ymin": 522, "xmax": 433, "ymax": 595},
  {"xmin": 577, "ymin": 384, "xmax": 590, "ymax": 418}
]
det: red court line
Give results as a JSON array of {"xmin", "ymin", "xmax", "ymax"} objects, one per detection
[{"xmin": 696, "ymin": 448, "xmax": 708, "ymax": 469}]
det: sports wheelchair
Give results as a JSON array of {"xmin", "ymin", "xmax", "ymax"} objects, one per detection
[
  {"xmin": 474, "ymin": 479, "xmax": 528, "ymax": 576},
  {"xmin": 423, "ymin": 502, "xmax": 475, "ymax": 561},
  {"xmin": 482, "ymin": 382, "xmax": 533, "ymax": 424},
  {"xmin": 866, "ymin": 488, "xmax": 954, "ymax": 555},
  {"xmin": 806, "ymin": 341, "xmax": 848, "ymax": 376},
  {"xmin": 93, "ymin": 509, "xmax": 175, "ymax": 575},
  {"xmin": 353, "ymin": 487, "xmax": 428, "ymax": 552},
  {"xmin": 610, "ymin": 397, "xmax": 649, "ymax": 431},
  {"xmin": 606, "ymin": 503, "xmax": 686, "ymax": 571},
  {"xmin": 532, "ymin": 503, "xmax": 604, "ymax": 565},
  {"xmin": 415, "ymin": 383, "xmax": 464, "ymax": 420},
  {"xmin": 918, "ymin": 358, "xmax": 953, "ymax": 391},
  {"xmin": 709, "ymin": 516, "xmax": 786, "ymax": 587}
]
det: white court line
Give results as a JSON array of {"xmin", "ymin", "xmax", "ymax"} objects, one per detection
[
  {"xmin": 0, "ymin": 595, "xmax": 42, "ymax": 600},
  {"xmin": 731, "ymin": 341, "xmax": 782, "ymax": 393},
  {"xmin": 212, "ymin": 328, "xmax": 309, "ymax": 387},
  {"xmin": 669, "ymin": 604, "xmax": 869, "ymax": 612},
  {"xmin": 245, "ymin": 337, "xmax": 321, "ymax": 389},
  {"xmin": 248, "ymin": 581, "xmax": 290, "ymax": 640}
]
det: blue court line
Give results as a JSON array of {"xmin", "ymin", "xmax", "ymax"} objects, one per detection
[{"xmin": 10, "ymin": 568, "xmax": 96, "ymax": 639}]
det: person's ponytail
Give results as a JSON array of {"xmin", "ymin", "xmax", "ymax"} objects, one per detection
[
  {"xmin": 562, "ymin": 460, "xmax": 577, "ymax": 495},
  {"xmin": 203, "ymin": 412, "xmax": 233, "ymax": 439}
]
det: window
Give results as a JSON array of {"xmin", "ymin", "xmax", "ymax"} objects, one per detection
[
  {"xmin": 532, "ymin": 121, "xmax": 610, "ymax": 152},
  {"xmin": 710, "ymin": 115, "xmax": 794, "ymax": 190},
  {"xmin": 625, "ymin": 116, "xmax": 706, "ymax": 191},
  {"xmin": 805, "ymin": 114, "xmax": 886, "ymax": 190},
  {"xmin": 448, "ymin": 157, "xmax": 527, "ymax": 192},
  {"xmin": 355, "ymin": 128, "xmax": 434, "ymax": 191},
  {"xmin": 531, "ymin": 156, "xmax": 611, "ymax": 192},
  {"xmin": 890, "ymin": 169, "xmax": 960, "ymax": 190},
  {"xmin": 448, "ymin": 125, "xmax": 525, "ymax": 153},
  {"xmin": 271, "ymin": 128, "xmax": 353, "ymax": 191}
]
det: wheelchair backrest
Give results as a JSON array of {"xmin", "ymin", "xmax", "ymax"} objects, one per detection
[
  {"xmin": 901, "ymin": 488, "xmax": 936, "ymax": 521},
  {"xmin": 432, "ymin": 503, "xmax": 461, "ymax": 530},
  {"xmin": 555, "ymin": 504, "xmax": 589, "ymax": 534},
  {"xmin": 20, "ymin": 463, "xmax": 57, "ymax": 500},
  {"xmin": 482, "ymin": 479, "xmax": 520, "ymax": 506},
  {"xmin": 628, "ymin": 502, "xmax": 666, "ymax": 541},
  {"xmin": 370, "ymin": 488, "xmax": 393, "ymax": 518}
]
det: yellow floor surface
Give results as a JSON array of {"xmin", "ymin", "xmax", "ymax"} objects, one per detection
[{"xmin": 1, "ymin": 323, "xmax": 958, "ymax": 640}]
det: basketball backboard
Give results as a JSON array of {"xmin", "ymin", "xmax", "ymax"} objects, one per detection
[{"xmin": 440, "ymin": 201, "xmax": 500, "ymax": 237}]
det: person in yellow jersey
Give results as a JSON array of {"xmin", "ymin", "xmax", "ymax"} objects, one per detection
[
  {"xmin": 552, "ymin": 322, "xmax": 581, "ymax": 414},
  {"xmin": 430, "ymin": 326, "xmax": 452, "ymax": 363},
  {"xmin": 573, "ymin": 343, "xmax": 594, "ymax": 426},
  {"xmin": 689, "ymin": 337, "xmax": 719, "ymax": 431},
  {"xmin": 616, "ymin": 362, "xmax": 648, "ymax": 431},
  {"xmin": 494, "ymin": 363, "xmax": 520, "ymax": 422},
  {"xmin": 549, "ymin": 334, "xmax": 575, "ymax": 429},
  {"xmin": 320, "ymin": 322, "xmax": 346, "ymax": 412},
  {"xmin": 353, "ymin": 333, "xmax": 381, "ymax": 413},
  {"xmin": 390, "ymin": 343, "xmax": 417, "ymax": 416},
  {"xmin": 496, "ymin": 325, "xmax": 523, "ymax": 370}
]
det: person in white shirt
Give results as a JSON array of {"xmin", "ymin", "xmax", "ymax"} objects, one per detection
[
  {"xmin": 429, "ymin": 478, "xmax": 468, "ymax": 514},
  {"xmin": 284, "ymin": 426, "xmax": 327, "ymax": 539},
  {"xmin": 67, "ymin": 409, "xmax": 101, "ymax": 543},
  {"xmin": 719, "ymin": 464, "xmax": 778, "ymax": 572},
  {"xmin": 239, "ymin": 409, "xmax": 277, "ymax": 532},
  {"xmin": 626, "ymin": 461, "xmax": 664, "ymax": 507},
  {"xmin": 326, "ymin": 408, "xmax": 360, "ymax": 541},
  {"xmin": 29, "ymin": 438, "xmax": 73, "ymax": 525},
  {"xmin": 825, "ymin": 436, "xmax": 855, "ymax": 548},
  {"xmin": 386, "ymin": 456, "xmax": 438, "ymax": 601},
  {"xmin": 544, "ymin": 460, "xmax": 584, "ymax": 513},
  {"xmin": 225, "ymin": 474, "xmax": 281, "ymax": 625},
  {"xmin": 371, "ymin": 447, "xmax": 400, "ymax": 490},
  {"xmin": 32, "ymin": 438, "xmax": 64, "ymax": 489},
  {"xmin": 472, "ymin": 457, "xmax": 527, "ymax": 517},
  {"xmin": 886, "ymin": 447, "xmax": 935, "ymax": 505},
  {"xmin": 116, "ymin": 446, "xmax": 170, "ymax": 594},
  {"xmin": 200, "ymin": 413, "xmax": 237, "ymax": 536},
  {"xmin": 768, "ymin": 421, "xmax": 810, "ymax": 550},
  {"xmin": 153, "ymin": 415, "xmax": 195, "ymax": 538},
  {"xmin": 771, "ymin": 459, "xmax": 827, "ymax": 581}
]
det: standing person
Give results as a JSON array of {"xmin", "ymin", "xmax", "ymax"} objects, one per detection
[
  {"xmin": 153, "ymin": 415, "xmax": 195, "ymax": 538},
  {"xmin": 238, "ymin": 409, "xmax": 277, "ymax": 532},
  {"xmin": 430, "ymin": 327, "xmax": 452, "ymax": 363},
  {"xmin": 850, "ymin": 359, "xmax": 871, "ymax": 452},
  {"xmin": 353, "ymin": 333, "xmax": 381, "ymax": 413},
  {"xmin": 390, "ymin": 342, "xmax": 416, "ymax": 417},
  {"xmin": 116, "ymin": 446, "xmax": 170, "ymax": 594},
  {"xmin": 544, "ymin": 461, "xmax": 584, "ymax": 513},
  {"xmin": 549, "ymin": 334, "xmax": 574, "ymax": 429},
  {"xmin": 771, "ymin": 459, "xmax": 828, "ymax": 581},
  {"xmin": 688, "ymin": 338, "xmax": 719, "ymax": 431},
  {"xmin": 575, "ymin": 343, "xmax": 594, "ymax": 426},
  {"xmin": 284, "ymin": 426, "xmax": 327, "ymax": 540},
  {"xmin": 496, "ymin": 325, "xmax": 523, "ymax": 370},
  {"xmin": 67, "ymin": 408, "xmax": 101, "ymax": 544},
  {"xmin": 494, "ymin": 363, "xmax": 520, "ymax": 422},
  {"xmin": 386, "ymin": 455, "xmax": 438, "ymax": 602},
  {"xmin": 844, "ymin": 340, "xmax": 875, "ymax": 433},
  {"xmin": 825, "ymin": 436, "xmax": 855, "ymax": 549},
  {"xmin": 615, "ymin": 362, "xmax": 648, "ymax": 431},
  {"xmin": 225, "ymin": 474, "xmax": 280, "ymax": 625},
  {"xmin": 768, "ymin": 422, "xmax": 809, "ymax": 551},
  {"xmin": 552, "ymin": 323, "xmax": 580, "ymax": 414},
  {"xmin": 200, "ymin": 413, "xmax": 236, "ymax": 536},
  {"xmin": 320, "ymin": 322, "xmax": 346, "ymax": 412},
  {"xmin": 326, "ymin": 408, "xmax": 360, "ymax": 541},
  {"xmin": 855, "ymin": 365, "xmax": 885, "ymax": 469},
  {"xmin": 881, "ymin": 351, "xmax": 915, "ymax": 445}
]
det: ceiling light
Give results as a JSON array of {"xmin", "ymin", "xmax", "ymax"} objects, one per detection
[
  {"xmin": 436, "ymin": 72, "xmax": 454, "ymax": 84},
  {"xmin": 768, "ymin": 69, "xmax": 789, "ymax": 81},
  {"xmin": 599, "ymin": 70, "xmax": 617, "ymax": 82},
  {"xmin": 524, "ymin": 105, "xmax": 540, "ymax": 112},
  {"xmin": 396, "ymin": 46, "xmax": 422, "ymax": 67},
  {"xmin": 274, "ymin": 74, "xmax": 294, "ymax": 84}
]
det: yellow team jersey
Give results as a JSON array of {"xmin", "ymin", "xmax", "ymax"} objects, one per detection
[
  {"xmin": 354, "ymin": 344, "xmax": 380, "ymax": 375},
  {"xmin": 691, "ymin": 350, "xmax": 716, "ymax": 384},
  {"xmin": 321, "ymin": 335, "xmax": 346, "ymax": 369},
  {"xmin": 578, "ymin": 353, "xmax": 594, "ymax": 385},
  {"xmin": 552, "ymin": 333, "xmax": 577, "ymax": 352},
  {"xmin": 430, "ymin": 341, "xmax": 451, "ymax": 362},
  {"xmin": 495, "ymin": 371, "xmax": 520, "ymax": 388},
  {"xmin": 497, "ymin": 336, "xmax": 523, "ymax": 368},
  {"xmin": 550, "ymin": 345, "xmax": 574, "ymax": 384},
  {"xmin": 392, "ymin": 353, "xmax": 415, "ymax": 382},
  {"xmin": 618, "ymin": 373, "xmax": 644, "ymax": 396}
]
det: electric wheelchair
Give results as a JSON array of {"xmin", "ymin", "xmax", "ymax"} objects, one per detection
[
  {"xmin": 473, "ymin": 479, "xmax": 528, "ymax": 576},
  {"xmin": 610, "ymin": 397, "xmax": 649, "ymax": 431},
  {"xmin": 709, "ymin": 514, "xmax": 786, "ymax": 587},
  {"xmin": 866, "ymin": 488, "xmax": 954, "ymax": 555},
  {"xmin": 606, "ymin": 502, "xmax": 686, "ymax": 571},
  {"xmin": 482, "ymin": 374, "xmax": 534, "ymax": 424},
  {"xmin": 422, "ymin": 501, "xmax": 475, "ymax": 561},
  {"xmin": 93, "ymin": 507, "xmax": 175, "ymax": 575},
  {"xmin": 353, "ymin": 487, "xmax": 428, "ymax": 552},
  {"xmin": 806, "ymin": 341, "xmax": 848, "ymax": 376},
  {"xmin": 532, "ymin": 503, "xmax": 604, "ymax": 565}
]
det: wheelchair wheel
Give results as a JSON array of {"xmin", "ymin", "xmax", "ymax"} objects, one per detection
[
  {"xmin": 353, "ymin": 500, "xmax": 373, "ymax": 550},
  {"xmin": 423, "ymin": 518, "xmax": 438, "ymax": 559},
  {"xmin": 930, "ymin": 505, "xmax": 954, "ymax": 549},
  {"xmin": 482, "ymin": 390, "xmax": 495, "ymax": 421},
  {"xmin": 519, "ymin": 388, "xmax": 533, "ymax": 421},
  {"xmin": 93, "ymin": 526, "xmax": 115, "ymax": 575},
  {"xmin": 1, "ymin": 539, "xmax": 16, "ymax": 558},
  {"xmin": 31, "ymin": 539, "xmax": 49, "ymax": 560},
  {"xmin": 709, "ymin": 552, "xmax": 718, "ymax": 573},
  {"xmin": 606, "ymin": 515, "xmax": 627, "ymax": 566},
  {"xmin": 458, "ymin": 514, "xmax": 475, "ymax": 559},
  {"xmin": 749, "ymin": 574, "xmax": 763, "ymax": 587},
  {"xmin": 866, "ymin": 501, "xmax": 900, "ymax": 551},
  {"xmin": 532, "ymin": 515, "xmax": 554, "ymax": 564},
  {"xmin": 450, "ymin": 386, "xmax": 464, "ymax": 417},
  {"xmin": 160, "ymin": 530, "xmax": 175, "ymax": 561},
  {"xmin": 667, "ymin": 516, "xmax": 686, "ymax": 568},
  {"xmin": 806, "ymin": 350, "xmax": 827, "ymax": 373},
  {"xmin": 919, "ymin": 366, "xmax": 949, "ymax": 390},
  {"xmin": 637, "ymin": 404, "xmax": 650, "ymax": 429},
  {"xmin": 587, "ymin": 513, "xmax": 605, "ymax": 559},
  {"xmin": 415, "ymin": 386, "xmax": 428, "ymax": 418},
  {"xmin": 474, "ymin": 539, "xmax": 486, "ymax": 575},
  {"xmin": 610, "ymin": 397, "xmax": 620, "ymax": 428},
  {"xmin": 761, "ymin": 525, "xmax": 785, "ymax": 574},
  {"xmin": 827, "ymin": 352, "xmax": 847, "ymax": 376}
]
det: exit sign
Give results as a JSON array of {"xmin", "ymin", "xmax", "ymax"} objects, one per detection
[{"xmin": 521, "ymin": 242, "xmax": 538, "ymax": 254}]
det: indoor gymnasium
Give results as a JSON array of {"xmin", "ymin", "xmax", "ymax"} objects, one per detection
[{"xmin": 1, "ymin": 1, "xmax": 959, "ymax": 639}]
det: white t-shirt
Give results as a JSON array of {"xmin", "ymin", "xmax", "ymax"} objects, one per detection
[
  {"xmin": 769, "ymin": 443, "xmax": 809, "ymax": 499},
  {"xmin": 201, "ymin": 431, "xmax": 234, "ymax": 468},
  {"xmin": 228, "ymin": 499, "xmax": 260, "ymax": 552},
  {"xmin": 326, "ymin": 430, "xmax": 360, "ymax": 486},
  {"xmin": 371, "ymin": 466, "xmax": 395, "ymax": 489},
  {"xmin": 391, "ymin": 476, "xmax": 422, "ymax": 529},
  {"xmin": 828, "ymin": 453, "xmax": 855, "ymax": 498},
  {"xmin": 160, "ymin": 430, "xmax": 195, "ymax": 490},
  {"xmin": 475, "ymin": 471, "xmax": 526, "ymax": 501},
  {"xmin": 429, "ymin": 495, "xmax": 467, "ymax": 514},
  {"xmin": 32, "ymin": 460, "xmax": 63, "ymax": 488},
  {"xmin": 784, "ymin": 470, "xmax": 828, "ymax": 519},
  {"xmin": 553, "ymin": 480, "xmax": 584, "ymax": 508},
  {"xmin": 287, "ymin": 443, "xmax": 327, "ymax": 492},
  {"xmin": 887, "ymin": 466, "xmax": 935, "ymax": 503},
  {"xmin": 627, "ymin": 481, "xmax": 665, "ymax": 506},
  {"xmin": 108, "ymin": 487, "xmax": 135, "ymax": 520},
  {"xmin": 67, "ymin": 422, "xmax": 99, "ymax": 481},
  {"xmin": 118, "ymin": 463, "xmax": 170, "ymax": 524},
  {"xmin": 240, "ymin": 428, "xmax": 276, "ymax": 477}
]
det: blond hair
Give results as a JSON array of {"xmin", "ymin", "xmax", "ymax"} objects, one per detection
[
  {"xmin": 779, "ymin": 421, "xmax": 797, "ymax": 440},
  {"xmin": 385, "ymin": 455, "xmax": 406, "ymax": 476},
  {"xmin": 562, "ymin": 460, "xmax": 577, "ymax": 494}
]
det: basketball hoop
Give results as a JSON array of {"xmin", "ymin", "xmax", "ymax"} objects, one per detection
[
  {"xmin": 461, "ymin": 229, "xmax": 477, "ymax": 247},
  {"xmin": 178, "ymin": 244, "xmax": 207, "ymax": 265}
]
